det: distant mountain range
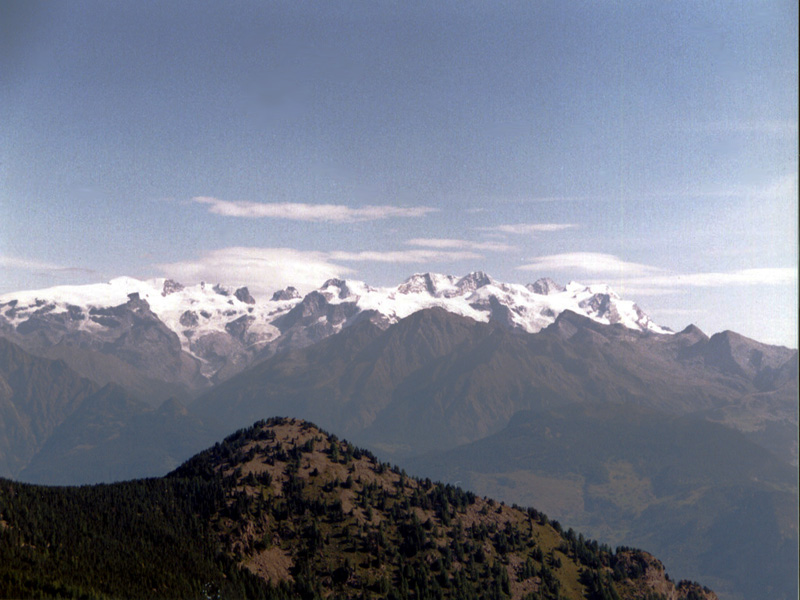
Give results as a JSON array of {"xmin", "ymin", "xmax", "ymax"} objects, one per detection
[
  {"xmin": 0, "ymin": 273, "xmax": 796, "ymax": 600},
  {"xmin": 0, "ymin": 272, "xmax": 668, "ymax": 390}
]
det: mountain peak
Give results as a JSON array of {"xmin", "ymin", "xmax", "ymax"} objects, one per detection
[
  {"xmin": 271, "ymin": 286, "xmax": 301, "ymax": 301},
  {"xmin": 0, "ymin": 414, "xmax": 718, "ymax": 600},
  {"xmin": 680, "ymin": 323, "xmax": 705, "ymax": 335},
  {"xmin": 397, "ymin": 272, "xmax": 453, "ymax": 296},
  {"xmin": 457, "ymin": 270, "xmax": 493, "ymax": 292},
  {"xmin": 527, "ymin": 277, "xmax": 565, "ymax": 295},
  {"xmin": 678, "ymin": 323, "xmax": 708, "ymax": 343},
  {"xmin": 320, "ymin": 278, "xmax": 354, "ymax": 300},
  {"xmin": 702, "ymin": 329, "xmax": 796, "ymax": 379}
]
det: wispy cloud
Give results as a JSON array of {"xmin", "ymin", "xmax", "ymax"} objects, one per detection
[
  {"xmin": 407, "ymin": 238, "xmax": 516, "ymax": 252},
  {"xmin": 656, "ymin": 172, "xmax": 799, "ymax": 202},
  {"xmin": 192, "ymin": 196, "xmax": 437, "ymax": 223},
  {"xmin": 503, "ymin": 195, "xmax": 593, "ymax": 204},
  {"xmin": 477, "ymin": 223, "xmax": 578, "ymax": 235},
  {"xmin": 648, "ymin": 308, "xmax": 708, "ymax": 317},
  {"xmin": 606, "ymin": 269, "xmax": 798, "ymax": 298},
  {"xmin": 329, "ymin": 249, "xmax": 482, "ymax": 263}
]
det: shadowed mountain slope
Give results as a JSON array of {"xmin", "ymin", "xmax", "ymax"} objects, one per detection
[
  {"xmin": 18, "ymin": 386, "xmax": 212, "ymax": 485},
  {"xmin": 35, "ymin": 342, "xmax": 193, "ymax": 406},
  {"xmin": 192, "ymin": 308, "xmax": 494, "ymax": 442},
  {"xmin": 0, "ymin": 337, "xmax": 210, "ymax": 484},
  {"xmin": 0, "ymin": 337, "xmax": 98, "ymax": 477},
  {"xmin": 193, "ymin": 308, "xmax": 798, "ymax": 463}
]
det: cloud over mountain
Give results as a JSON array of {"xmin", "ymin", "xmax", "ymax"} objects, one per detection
[
  {"xmin": 156, "ymin": 246, "xmax": 492, "ymax": 294},
  {"xmin": 518, "ymin": 252, "xmax": 661, "ymax": 277},
  {"xmin": 519, "ymin": 253, "xmax": 796, "ymax": 292},
  {"xmin": 157, "ymin": 247, "xmax": 353, "ymax": 295},
  {"xmin": 636, "ymin": 267, "xmax": 797, "ymax": 288}
]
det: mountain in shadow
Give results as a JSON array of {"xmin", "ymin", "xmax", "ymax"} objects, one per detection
[{"xmin": 193, "ymin": 308, "xmax": 798, "ymax": 464}]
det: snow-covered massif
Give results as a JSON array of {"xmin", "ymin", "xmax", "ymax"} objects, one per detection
[
  {"xmin": 0, "ymin": 272, "xmax": 669, "ymax": 385},
  {"xmin": 312, "ymin": 272, "xmax": 667, "ymax": 334}
]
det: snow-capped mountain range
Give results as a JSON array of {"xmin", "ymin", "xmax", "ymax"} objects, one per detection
[{"xmin": 0, "ymin": 272, "xmax": 669, "ymax": 387}]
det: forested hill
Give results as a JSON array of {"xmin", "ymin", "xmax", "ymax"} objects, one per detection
[{"xmin": 0, "ymin": 418, "xmax": 717, "ymax": 600}]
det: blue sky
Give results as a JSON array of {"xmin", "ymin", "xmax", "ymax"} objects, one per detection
[{"xmin": 1, "ymin": 1, "xmax": 797, "ymax": 346}]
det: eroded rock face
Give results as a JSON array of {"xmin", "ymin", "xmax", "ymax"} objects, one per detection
[
  {"xmin": 528, "ymin": 277, "xmax": 566, "ymax": 295},
  {"xmin": 87, "ymin": 296, "xmax": 205, "ymax": 388},
  {"xmin": 180, "ymin": 310, "xmax": 199, "ymax": 328},
  {"xmin": 398, "ymin": 273, "xmax": 441, "ymax": 296},
  {"xmin": 320, "ymin": 278, "xmax": 351, "ymax": 300},
  {"xmin": 234, "ymin": 287, "xmax": 256, "ymax": 305},
  {"xmin": 273, "ymin": 292, "xmax": 359, "ymax": 334},
  {"xmin": 457, "ymin": 271, "xmax": 493, "ymax": 293},
  {"xmin": 212, "ymin": 284, "xmax": 230, "ymax": 297},
  {"xmin": 225, "ymin": 315, "xmax": 255, "ymax": 340},
  {"xmin": 271, "ymin": 287, "xmax": 301, "ymax": 301},
  {"xmin": 485, "ymin": 295, "xmax": 517, "ymax": 329},
  {"xmin": 161, "ymin": 279, "xmax": 185, "ymax": 296}
]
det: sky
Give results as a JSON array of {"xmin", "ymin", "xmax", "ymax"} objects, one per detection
[{"xmin": 1, "ymin": 1, "xmax": 797, "ymax": 347}]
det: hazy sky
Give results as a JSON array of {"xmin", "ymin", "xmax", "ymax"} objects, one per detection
[{"xmin": 1, "ymin": 1, "xmax": 797, "ymax": 346}]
